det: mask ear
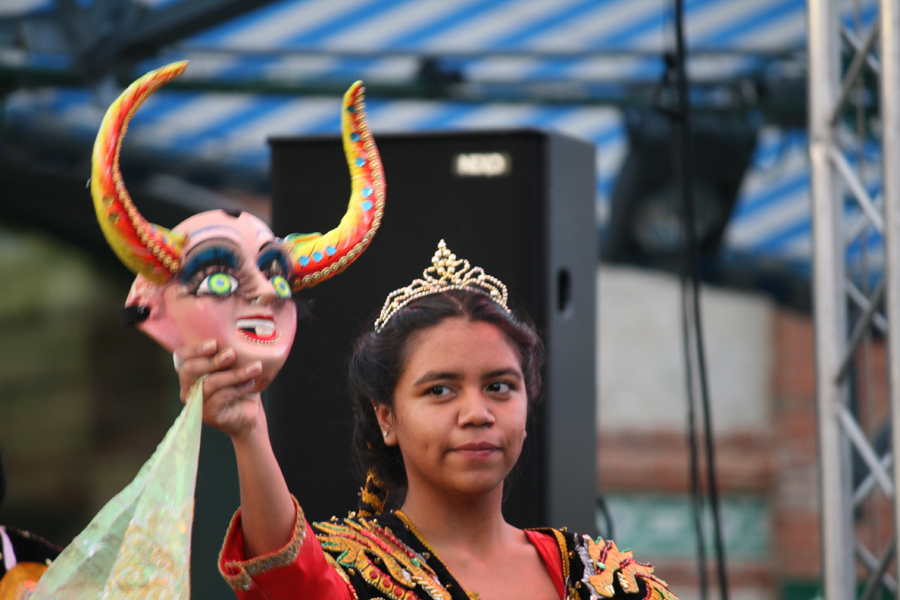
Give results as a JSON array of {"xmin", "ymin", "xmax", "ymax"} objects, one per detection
[{"xmin": 126, "ymin": 275, "xmax": 184, "ymax": 352}]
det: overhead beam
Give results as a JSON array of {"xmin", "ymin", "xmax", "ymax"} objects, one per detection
[
  {"xmin": 0, "ymin": 0, "xmax": 282, "ymax": 81},
  {"xmin": 115, "ymin": 0, "xmax": 282, "ymax": 62}
]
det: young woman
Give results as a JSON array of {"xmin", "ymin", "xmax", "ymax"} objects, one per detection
[{"xmin": 175, "ymin": 241, "xmax": 677, "ymax": 600}]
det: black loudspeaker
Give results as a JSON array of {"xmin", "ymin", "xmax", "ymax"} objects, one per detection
[
  {"xmin": 602, "ymin": 109, "xmax": 758, "ymax": 264},
  {"xmin": 269, "ymin": 130, "xmax": 597, "ymax": 535}
]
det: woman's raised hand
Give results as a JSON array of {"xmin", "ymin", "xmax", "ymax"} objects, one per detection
[
  {"xmin": 174, "ymin": 339, "xmax": 296, "ymax": 558},
  {"xmin": 173, "ymin": 339, "xmax": 266, "ymax": 439}
]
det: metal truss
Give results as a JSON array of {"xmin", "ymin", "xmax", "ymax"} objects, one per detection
[
  {"xmin": 809, "ymin": 0, "xmax": 900, "ymax": 598},
  {"xmin": 0, "ymin": 0, "xmax": 280, "ymax": 81}
]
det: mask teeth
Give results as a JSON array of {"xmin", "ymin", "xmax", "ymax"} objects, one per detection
[
  {"xmin": 283, "ymin": 80, "xmax": 385, "ymax": 291},
  {"xmin": 91, "ymin": 61, "xmax": 188, "ymax": 283},
  {"xmin": 237, "ymin": 318, "xmax": 276, "ymax": 337},
  {"xmin": 239, "ymin": 331, "xmax": 282, "ymax": 346}
]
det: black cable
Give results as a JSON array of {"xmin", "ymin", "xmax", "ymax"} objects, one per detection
[
  {"xmin": 680, "ymin": 278, "xmax": 709, "ymax": 600},
  {"xmin": 596, "ymin": 496, "xmax": 615, "ymax": 541},
  {"xmin": 672, "ymin": 0, "xmax": 730, "ymax": 599},
  {"xmin": 661, "ymin": 48, "xmax": 709, "ymax": 600}
]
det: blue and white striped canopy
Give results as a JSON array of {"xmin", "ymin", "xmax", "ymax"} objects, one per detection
[{"xmin": 1, "ymin": 0, "xmax": 883, "ymax": 272}]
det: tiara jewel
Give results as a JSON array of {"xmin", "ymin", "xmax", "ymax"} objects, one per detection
[{"xmin": 374, "ymin": 240, "xmax": 509, "ymax": 333}]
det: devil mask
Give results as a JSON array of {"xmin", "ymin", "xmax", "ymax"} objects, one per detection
[{"xmin": 92, "ymin": 62, "xmax": 384, "ymax": 387}]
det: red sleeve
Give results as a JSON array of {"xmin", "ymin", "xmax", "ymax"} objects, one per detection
[
  {"xmin": 525, "ymin": 530, "xmax": 565, "ymax": 600},
  {"xmin": 218, "ymin": 496, "xmax": 353, "ymax": 600}
]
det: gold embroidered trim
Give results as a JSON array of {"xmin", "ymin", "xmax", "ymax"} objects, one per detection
[
  {"xmin": 315, "ymin": 515, "xmax": 449, "ymax": 600},
  {"xmin": 358, "ymin": 469, "xmax": 387, "ymax": 517},
  {"xmin": 550, "ymin": 529, "xmax": 571, "ymax": 582},
  {"xmin": 324, "ymin": 553, "xmax": 360, "ymax": 600},
  {"xmin": 580, "ymin": 537, "xmax": 678, "ymax": 600},
  {"xmin": 219, "ymin": 495, "xmax": 306, "ymax": 593}
]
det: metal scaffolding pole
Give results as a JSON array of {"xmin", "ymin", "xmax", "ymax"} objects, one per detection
[
  {"xmin": 809, "ymin": 1, "xmax": 900, "ymax": 598},
  {"xmin": 809, "ymin": 0, "xmax": 855, "ymax": 595},
  {"xmin": 883, "ymin": 1, "xmax": 900, "ymax": 589}
]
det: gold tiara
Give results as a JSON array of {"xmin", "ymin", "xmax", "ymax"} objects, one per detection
[{"xmin": 374, "ymin": 240, "xmax": 509, "ymax": 333}]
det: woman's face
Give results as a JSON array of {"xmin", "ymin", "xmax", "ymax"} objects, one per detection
[
  {"xmin": 379, "ymin": 317, "xmax": 528, "ymax": 500},
  {"xmin": 152, "ymin": 211, "xmax": 298, "ymax": 389}
]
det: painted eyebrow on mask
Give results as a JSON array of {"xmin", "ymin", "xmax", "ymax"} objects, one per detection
[
  {"xmin": 178, "ymin": 240, "xmax": 241, "ymax": 283},
  {"xmin": 257, "ymin": 243, "xmax": 291, "ymax": 276}
]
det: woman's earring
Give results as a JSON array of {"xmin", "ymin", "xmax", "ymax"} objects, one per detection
[{"xmin": 382, "ymin": 430, "xmax": 388, "ymax": 437}]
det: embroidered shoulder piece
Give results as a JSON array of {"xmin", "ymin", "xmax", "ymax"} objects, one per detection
[
  {"xmin": 219, "ymin": 495, "xmax": 306, "ymax": 592},
  {"xmin": 314, "ymin": 517, "xmax": 451, "ymax": 600},
  {"xmin": 574, "ymin": 536, "xmax": 678, "ymax": 600}
]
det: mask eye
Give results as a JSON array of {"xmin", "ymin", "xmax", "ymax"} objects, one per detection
[
  {"xmin": 198, "ymin": 273, "xmax": 239, "ymax": 296},
  {"xmin": 271, "ymin": 275, "xmax": 291, "ymax": 299}
]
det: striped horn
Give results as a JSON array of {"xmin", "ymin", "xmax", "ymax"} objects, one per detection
[
  {"xmin": 91, "ymin": 61, "xmax": 188, "ymax": 283},
  {"xmin": 283, "ymin": 81, "xmax": 385, "ymax": 291}
]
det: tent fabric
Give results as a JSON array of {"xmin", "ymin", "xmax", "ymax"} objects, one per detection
[{"xmin": 0, "ymin": 0, "xmax": 884, "ymax": 270}]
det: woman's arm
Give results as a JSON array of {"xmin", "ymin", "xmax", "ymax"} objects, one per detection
[
  {"xmin": 174, "ymin": 340, "xmax": 295, "ymax": 558},
  {"xmin": 229, "ymin": 406, "xmax": 296, "ymax": 557}
]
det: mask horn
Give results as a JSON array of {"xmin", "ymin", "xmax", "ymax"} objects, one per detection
[
  {"xmin": 91, "ymin": 61, "xmax": 188, "ymax": 284},
  {"xmin": 283, "ymin": 81, "xmax": 385, "ymax": 291}
]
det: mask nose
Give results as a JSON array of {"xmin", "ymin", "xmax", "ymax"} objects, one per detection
[{"xmin": 245, "ymin": 268, "xmax": 279, "ymax": 305}]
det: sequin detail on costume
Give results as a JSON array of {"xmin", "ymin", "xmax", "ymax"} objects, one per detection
[
  {"xmin": 357, "ymin": 470, "xmax": 387, "ymax": 517},
  {"xmin": 575, "ymin": 537, "xmax": 677, "ymax": 600},
  {"xmin": 314, "ymin": 518, "xmax": 450, "ymax": 600}
]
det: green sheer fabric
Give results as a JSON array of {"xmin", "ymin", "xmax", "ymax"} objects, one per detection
[{"xmin": 32, "ymin": 380, "xmax": 204, "ymax": 599}]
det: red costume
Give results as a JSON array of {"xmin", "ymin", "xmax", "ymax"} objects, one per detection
[{"xmin": 218, "ymin": 497, "xmax": 675, "ymax": 600}]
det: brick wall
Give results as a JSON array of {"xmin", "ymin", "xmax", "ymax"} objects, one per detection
[
  {"xmin": 597, "ymin": 304, "xmax": 844, "ymax": 600},
  {"xmin": 770, "ymin": 309, "xmax": 821, "ymax": 582}
]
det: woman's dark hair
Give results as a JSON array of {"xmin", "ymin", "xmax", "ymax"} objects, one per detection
[{"xmin": 349, "ymin": 289, "xmax": 544, "ymax": 511}]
